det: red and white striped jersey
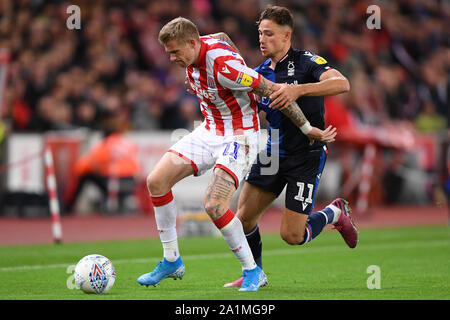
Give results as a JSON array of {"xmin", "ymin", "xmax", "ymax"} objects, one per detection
[{"xmin": 186, "ymin": 36, "xmax": 261, "ymax": 136}]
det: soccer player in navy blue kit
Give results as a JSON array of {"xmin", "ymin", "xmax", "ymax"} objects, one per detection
[{"xmin": 224, "ymin": 6, "xmax": 359, "ymax": 288}]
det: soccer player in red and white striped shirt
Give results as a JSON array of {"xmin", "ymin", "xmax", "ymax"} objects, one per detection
[{"xmin": 137, "ymin": 17, "xmax": 335, "ymax": 291}]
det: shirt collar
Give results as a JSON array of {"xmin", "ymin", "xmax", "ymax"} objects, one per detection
[
  {"xmin": 276, "ymin": 47, "xmax": 293, "ymax": 66},
  {"xmin": 192, "ymin": 38, "xmax": 207, "ymax": 68}
]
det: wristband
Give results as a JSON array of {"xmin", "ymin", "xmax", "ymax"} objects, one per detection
[{"xmin": 300, "ymin": 121, "xmax": 313, "ymax": 135}]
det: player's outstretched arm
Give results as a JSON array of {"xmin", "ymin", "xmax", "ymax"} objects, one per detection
[
  {"xmin": 253, "ymin": 77, "xmax": 307, "ymax": 127},
  {"xmin": 253, "ymin": 76, "xmax": 337, "ymax": 143},
  {"xmin": 212, "ymin": 49, "xmax": 337, "ymax": 144},
  {"xmin": 269, "ymin": 69, "xmax": 350, "ymax": 110}
]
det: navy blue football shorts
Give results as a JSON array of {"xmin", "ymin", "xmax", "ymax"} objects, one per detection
[{"xmin": 245, "ymin": 145, "xmax": 328, "ymax": 215}]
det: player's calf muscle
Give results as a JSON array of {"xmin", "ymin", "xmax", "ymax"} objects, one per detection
[{"xmin": 237, "ymin": 211, "xmax": 259, "ymax": 233}]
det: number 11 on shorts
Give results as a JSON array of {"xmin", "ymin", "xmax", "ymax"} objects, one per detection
[
  {"xmin": 223, "ymin": 142, "xmax": 240, "ymax": 160},
  {"xmin": 295, "ymin": 182, "xmax": 313, "ymax": 209}
]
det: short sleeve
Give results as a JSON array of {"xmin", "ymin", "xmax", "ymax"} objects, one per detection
[
  {"xmin": 215, "ymin": 59, "xmax": 261, "ymax": 92},
  {"xmin": 304, "ymin": 52, "xmax": 332, "ymax": 81}
]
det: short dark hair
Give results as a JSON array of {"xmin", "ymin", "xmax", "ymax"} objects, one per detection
[{"xmin": 257, "ymin": 5, "xmax": 294, "ymax": 30}]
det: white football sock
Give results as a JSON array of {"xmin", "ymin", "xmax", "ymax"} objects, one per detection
[
  {"xmin": 152, "ymin": 192, "xmax": 180, "ymax": 262},
  {"xmin": 215, "ymin": 211, "xmax": 256, "ymax": 271},
  {"xmin": 161, "ymin": 239, "xmax": 179, "ymax": 262}
]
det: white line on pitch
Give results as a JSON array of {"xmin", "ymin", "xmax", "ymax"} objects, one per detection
[{"xmin": 0, "ymin": 239, "xmax": 448, "ymax": 272}]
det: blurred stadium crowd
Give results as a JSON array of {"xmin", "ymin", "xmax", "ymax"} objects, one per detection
[{"xmin": 0, "ymin": 0, "xmax": 448, "ymax": 133}]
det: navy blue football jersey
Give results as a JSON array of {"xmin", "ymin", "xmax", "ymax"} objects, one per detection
[{"xmin": 255, "ymin": 48, "xmax": 332, "ymax": 157}]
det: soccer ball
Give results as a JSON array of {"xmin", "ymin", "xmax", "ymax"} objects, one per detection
[{"xmin": 74, "ymin": 254, "xmax": 116, "ymax": 294}]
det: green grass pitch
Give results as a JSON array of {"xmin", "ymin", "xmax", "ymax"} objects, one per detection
[{"xmin": 0, "ymin": 225, "xmax": 448, "ymax": 300}]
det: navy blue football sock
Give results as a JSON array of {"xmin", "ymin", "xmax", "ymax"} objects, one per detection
[
  {"xmin": 299, "ymin": 208, "xmax": 332, "ymax": 245},
  {"xmin": 320, "ymin": 207, "xmax": 336, "ymax": 225},
  {"xmin": 245, "ymin": 225, "xmax": 262, "ymax": 269}
]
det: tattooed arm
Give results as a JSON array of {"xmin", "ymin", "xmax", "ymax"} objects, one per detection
[
  {"xmin": 209, "ymin": 35, "xmax": 336, "ymax": 143},
  {"xmin": 253, "ymin": 77, "xmax": 307, "ymax": 126},
  {"xmin": 209, "ymin": 32, "xmax": 240, "ymax": 54}
]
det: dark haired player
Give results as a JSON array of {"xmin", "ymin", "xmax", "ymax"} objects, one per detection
[{"xmin": 224, "ymin": 6, "xmax": 359, "ymax": 288}]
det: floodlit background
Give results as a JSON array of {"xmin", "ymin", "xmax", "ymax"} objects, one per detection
[{"xmin": 0, "ymin": 0, "xmax": 448, "ymax": 244}]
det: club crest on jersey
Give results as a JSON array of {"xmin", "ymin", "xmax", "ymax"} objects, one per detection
[
  {"xmin": 287, "ymin": 61, "xmax": 295, "ymax": 76},
  {"xmin": 236, "ymin": 72, "xmax": 253, "ymax": 86},
  {"xmin": 207, "ymin": 76, "xmax": 216, "ymax": 89},
  {"xmin": 311, "ymin": 55, "xmax": 327, "ymax": 64},
  {"xmin": 261, "ymin": 97, "xmax": 270, "ymax": 106}
]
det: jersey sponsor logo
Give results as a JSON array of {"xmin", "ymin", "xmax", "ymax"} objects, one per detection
[
  {"xmin": 303, "ymin": 51, "xmax": 313, "ymax": 57},
  {"xmin": 236, "ymin": 72, "xmax": 253, "ymax": 86},
  {"xmin": 311, "ymin": 55, "xmax": 327, "ymax": 64},
  {"xmin": 191, "ymin": 82, "xmax": 216, "ymax": 100}
]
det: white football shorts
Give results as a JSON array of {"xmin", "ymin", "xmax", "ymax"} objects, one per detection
[{"xmin": 168, "ymin": 123, "xmax": 260, "ymax": 188}]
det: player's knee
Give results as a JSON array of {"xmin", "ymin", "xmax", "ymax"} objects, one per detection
[
  {"xmin": 281, "ymin": 230, "xmax": 305, "ymax": 245},
  {"xmin": 203, "ymin": 198, "xmax": 227, "ymax": 219},
  {"xmin": 146, "ymin": 172, "xmax": 169, "ymax": 196},
  {"xmin": 203, "ymin": 199, "xmax": 221, "ymax": 217}
]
